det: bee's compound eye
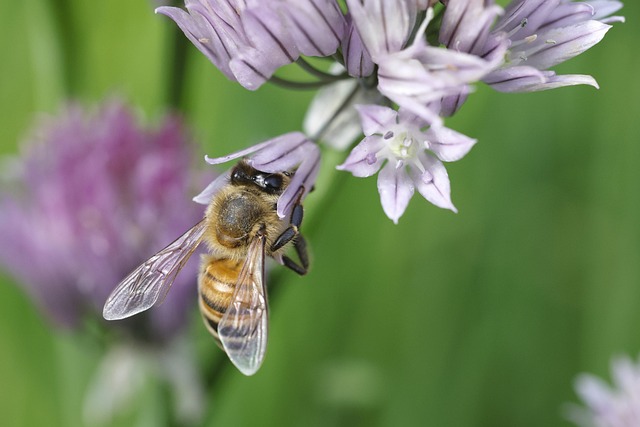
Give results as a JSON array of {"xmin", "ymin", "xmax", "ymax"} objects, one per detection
[
  {"xmin": 231, "ymin": 168, "xmax": 244, "ymax": 183},
  {"xmin": 264, "ymin": 175, "xmax": 282, "ymax": 190}
]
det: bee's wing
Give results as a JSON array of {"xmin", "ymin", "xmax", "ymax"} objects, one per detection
[
  {"xmin": 218, "ymin": 232, "xmax": 268, "ymax": 376},
  {"xmin": 103, "ymin": 219, "xmax": 207, "ymax": 320}
]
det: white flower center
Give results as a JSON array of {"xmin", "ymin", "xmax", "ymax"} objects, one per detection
[{"xmin": 386, "ymin": 130, "xmax": 418, "ymax": 160}]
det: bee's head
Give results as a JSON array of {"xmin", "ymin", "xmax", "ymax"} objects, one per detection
[{"xmin": 230, "ymin": 160, "xmax": 290, "ymax": 194}]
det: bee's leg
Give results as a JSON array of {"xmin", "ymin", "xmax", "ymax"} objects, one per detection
[
  {"xmin": 272, "ymin": 192, "xmax": 309, "ymax": 275},
  {"xmin": 271, "ymin": 184, "xmax": 305, "ymax": 252},
  {"xmin": 271, "ymin": 203, "xmax": 304, "ymax": 252},
  {"xmin": 282, "ymin": 234, "xmax": 309, "ymax": 275}
]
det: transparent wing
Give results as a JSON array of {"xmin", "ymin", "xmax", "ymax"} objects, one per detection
[
  {"xmin": 103, "ymin": 219, "xmax": 207, "ymax": 320},
  {"xmin": 218, "ymin": 232, "xmax": 268, "ymax": 376}
]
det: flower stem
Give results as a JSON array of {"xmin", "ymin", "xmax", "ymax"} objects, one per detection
[
  {"xmin": 295, "ymin": 57, "xmax": 348, "ymax": 82},
  {"xmin": 268, "ymin": 75, "xmax": 337, "ymax": 90}
]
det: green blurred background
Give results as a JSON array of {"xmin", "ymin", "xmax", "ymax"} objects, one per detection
[{"xmin": 1, "ymin": 1, "xmax": 639, "ymax": 426}]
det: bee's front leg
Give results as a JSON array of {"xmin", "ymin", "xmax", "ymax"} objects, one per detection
[{"xmin": 272, "ymin": 192, "xmax": 308, "ymax": 275}]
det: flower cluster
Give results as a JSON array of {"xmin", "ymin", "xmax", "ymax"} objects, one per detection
[
  {"xmin": 0, "ymin": 100, "xmax": 205, "ymax": 339},
  {"xmin": 160, "ymin": 0, "xmax": 623, "ymax": 223},
  {"xmin": 568, "ymin": 355, "xmax": 640, "ymax": 427}
]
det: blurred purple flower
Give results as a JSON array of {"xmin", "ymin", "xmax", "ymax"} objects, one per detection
[
  {"xmin": 156, "ymin": 0, "xmax": 345, "ymax": 90},
  {"xmin": 194, "ymin": 131, "xmax": 320, "ymax": 219},
  {"xmin": 0, "ymin": 100, "xmax": 206, "ymax": 340},
  {"xmin": 337, "ymin": 105, "xmax": 476, "ymax": 222},
  {"xmin": 567, "ymin": 354, "xmax": 640, "ymax": 427}
]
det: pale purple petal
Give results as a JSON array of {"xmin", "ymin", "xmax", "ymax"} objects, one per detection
[
  {"xmin": 156, "ymin": 6, "xmax": 237, "ymax": 80},
  {"xmin": 227, "ymin": 7, "xmax": 298, "ymax": 89},
  {"xmin": 277, "ymin": 143, "xmax": 321, "ymax": 218},
  {"xmin": 356, "ymin": 104, "xmax": 399, "ymax": 136},
  {"xmin": 336, "ymin": 136, "xmax": 385, "ymax": 177},
  {"xmin": 611, "ymin": 357, "xmax": 639, "ymax": 392},
  {"xmin": 406, "ymin": 43, "xmax": 502, "ymax": 83},
  {"xmin": 380, "ymin": 92, "xmax": 444, "ymax": 127},
  {"xmin": 410, "ymin": 153, "xmax": 457, "ymax": 212},
  {"xmin": 193, "ymin": 169, "xmax": 231, "ymax": 205},
  {"xmin": 425, "ymin": 126, "xmax": 477, "ymax": 162},
  {"xmin": 377, "ymin": 41, "xmax": 504, "ymax": 121},
  {"xmin": 574, "ymin": 374, "xmax": 616, "ymax": 411},
  {"xmin": 481, "ymin": 33, "xmax": 511, "ymax": 63},
  {"xmin": 158, "ymin": 0, "xmax": 304, "ymax": 91},
  {"xmin": 377, "ymin": 161, "xmax": 415, "ymax": 224},
  {"xmin": 205, "ymin": 137, "xmax": 276, "ymax": 165},
  {"xmin": 599, "ymin": 15, "xmax": 625, "ymax": 24},
  {"xmin": 483, "ymin": 65, "xmax": 546, "ymax": 92},
  {"xmin": 346, "ymin": 0, "xmax": 418, "ymax": 59},
  {"xmin": 495, "ymin": 0, "xmax": 562, "ymax": 39},
  {"xmin": 584, "ymin": 0, "xmax": 624, "ymax": 21},
  {"xmin": 440, "ymin": 0, "xmax": 503, "ymax": 56},
  {"xmin": 228, "ymin": 51, "xmax": 275, "ymax": 90},
  {"xmin": 537, "ymin": 2, "xmax": 595, "ymax": 31},
  {"xmin": 249, "ymin": 132, "xmax": 311, "ymax": 172},
  {"xmin": 342, "ymin": 13, "xmax": 375, "ymax": 78},
  {"xmin": 282, "ymin": 0, "xmax": 345, "ymax": 57},
  {"xmin": 205, "ymin": 132, "xmax": 311, "ymax": 172},
  {"xmin": 396, "ymin": 107, "xmax": 430, "ymax": 129},
  {"xmin": 521, "ymin": 20, "xmax": 611, "ymax": 70},
  {"xmin": 511, "ymin": 71, "xmax": 599, "ymax": 92},
  {"xmin": 241, "ymin": 6, "xmax": 297, "ymax": 63},
  {"xmin": 439, "ymin": 88, "xmax": 471, "ymax": 117}
]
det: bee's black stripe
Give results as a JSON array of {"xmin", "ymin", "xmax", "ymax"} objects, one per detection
[
  {"xmin": 200, "ymin": 292, "xmax": 228, "ymax": 314},
  {"xmin": 201, "ymin": 314, "xmax": 223, "ymax": 348},
  {"xmin": 205, "ymin": 316, "xmax": 219, "ymax": 332},
  {"xmin": 204, "ymin": 270, "xmax": 235, "ymax": 288}
]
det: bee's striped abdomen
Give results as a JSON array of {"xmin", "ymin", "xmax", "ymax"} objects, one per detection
[{"xmin": 198, "ymin": 256, "xmax": 241, "ymax": 347}]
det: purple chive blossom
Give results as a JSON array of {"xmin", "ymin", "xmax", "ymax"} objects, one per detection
[
  {"xmin": 442, "ymin": 0, "xmax": 625, "ymax": 95},
  {"xmin": 0, "ymin": 100, "xmax": 206, "ymax": 340},
  {"xmin": 306, "ymin": 2, "xmax": 503, "ymax": 152},
  {"xmin": 340, "ymin": 2, "xmax": 505, "ymax": 124},
  {"xmin": 156, "ymin": 0, "xmax": 345, "ymax": 90},
  {"xmin": 338, "ymin": 105, "xmax": 477, "ymax": 223},
  {"xmin": 157, "ymin": 0, "xmax": 622, "ymax": 225},
  {"xmin": 567, "ymin": 355, "xmax": 640, "ymax": 427},
  {"xmin": 194, "ymin": 132, "xmax": 320, "ymax": 219},
  {"xmin": 299, "ymin": 1, "xmax": 504, "ymax": 140}
]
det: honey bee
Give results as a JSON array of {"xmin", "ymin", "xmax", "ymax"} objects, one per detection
[{"xmin": 103, "ymin": 160, "xmax": 309, "ymax": 375}]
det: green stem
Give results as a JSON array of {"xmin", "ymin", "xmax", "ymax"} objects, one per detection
[
  {"xmin": 268, "ymin": 75, "xmax": 336, "ymax": 90},
  {"xmin": 166, "ymin": 0, "xmax": 190, "ymax": 109},
  {"xmin": 295, "ymin": 57, "xmax": 347, "ymax": 82},
  {"xmin": 27, "ymin": 0, "xmax": 69, "ymax": 106},
  {"xmin": 302, "ymin": 149, "xmax": 351, "ymax": 234}
]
